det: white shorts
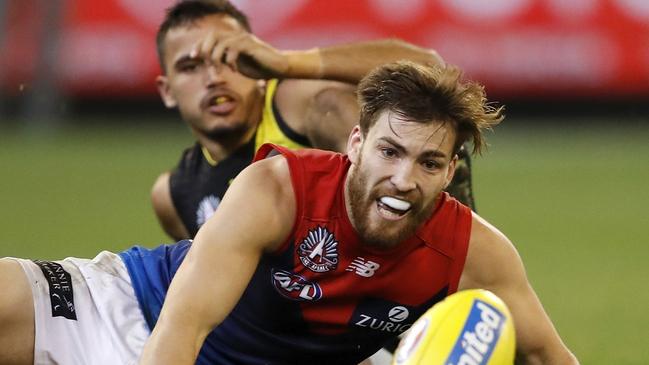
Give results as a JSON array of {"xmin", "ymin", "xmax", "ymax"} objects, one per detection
[{"xmin": 11, "ymin": 251, "xmax": 150, "ymax": 365}]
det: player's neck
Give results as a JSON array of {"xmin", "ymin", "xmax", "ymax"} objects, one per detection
[
  {"xmin": 198, "ymin": 92, "xmax": 264, "ymax": 164},
  {"xmin": 196, "ymin": 126, "xmax": 255, "ymax": 164}
]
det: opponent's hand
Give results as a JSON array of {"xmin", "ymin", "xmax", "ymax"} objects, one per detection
[{"xmin": 191, "ymin": 29, "xmax": 288, "ymax": 80}]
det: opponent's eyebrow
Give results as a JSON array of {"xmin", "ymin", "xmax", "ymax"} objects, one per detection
[
  {"xmin": 173, "ymin": 54, "xmax": 201, "ymax": 68},
  {"xmin": 377, "ymin": 136, "xmax": 448, "ymax": 159}
]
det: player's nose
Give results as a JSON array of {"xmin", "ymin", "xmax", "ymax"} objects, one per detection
[{"xmin": 390, "ymin": 162, "xmax": 417, "ymax": 192}]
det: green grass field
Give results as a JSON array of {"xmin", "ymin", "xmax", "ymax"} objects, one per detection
[{"xmin": 1, "ymin": 117, "xmax": 648, "ymax": 364}]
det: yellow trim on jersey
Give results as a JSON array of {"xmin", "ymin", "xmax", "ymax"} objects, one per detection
[
  {"xmin": 254, "ymin": 79, "xmax": 309, "ymax": 152},
  {"xmin": 200, "ymin": 79, "xmax": 306, "ymax": 167},
  {"xmin": 201, "ymin": 146, "xmax": 218, "ymax": 167}
]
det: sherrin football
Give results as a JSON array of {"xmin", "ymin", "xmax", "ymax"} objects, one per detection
[{"xmin": 392, "ymin": 289, "xmax": 515, "ymax": 365}]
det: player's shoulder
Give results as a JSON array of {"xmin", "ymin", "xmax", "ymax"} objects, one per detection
[
  {"xmin": 469, "ymin": 212, "xmax": 510, "ymax": 248},
  {"xmin": 237, "ymin": 153, "xmax": 292, "ymax": 199},
  {"xmin": 462, "ymin": 212, "xmax": 523, "ymax": 288},
  {"xmin": 245, "ymin": 152, "xmax": 290, "ymax": 179}
]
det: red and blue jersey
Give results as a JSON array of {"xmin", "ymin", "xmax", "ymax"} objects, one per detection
[{"xmin": 120, "ymin": 144, "xmax": 472, "ymax": 364}]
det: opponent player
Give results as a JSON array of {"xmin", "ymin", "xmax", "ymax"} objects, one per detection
[
  {"xmin": 151, "ymin": 0, "xmax": 476, "ymax": 241},
  {"xmin": 0, "ymin": 62, "xmax": 578, "ymax": 365}
]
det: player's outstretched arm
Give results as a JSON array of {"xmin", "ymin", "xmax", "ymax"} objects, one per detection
[
  {"xmin": 458, "ymin": 214, "xmax": 580, "ymax": 365},
  {"xmin": 139, "ymin": 155, "xmax": 296, "ymax": 365},
  {"xmin": 193, "ymin": 27, "xmax": 443, "ymax": 83},
  {"xmin": 151, "ymin": 172, "xmax": 191, "ymax": 240}
]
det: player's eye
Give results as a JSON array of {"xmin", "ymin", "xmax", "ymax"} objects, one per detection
[
  {"xmin": 380, "ymin": 147, "xmax": 398, "ymax": 159},
  {"xmin": 180, "ymin": 63, "xmax": 198, "ymax": 72},
  {"xmin": 422, "ymin": 160, "xmax": 440, "ymax": 171},
  {"xmin": 177, "ymin": 60, "xmax": 202, "ymax": 73}
]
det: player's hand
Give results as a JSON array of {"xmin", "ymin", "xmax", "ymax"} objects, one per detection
[{"xmin": 191, "ymin": 29, "xmax": 288, "ymax": 80}]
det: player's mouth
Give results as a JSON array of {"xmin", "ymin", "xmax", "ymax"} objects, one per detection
[
  {"xmin": 376, "ymin": 196, "xmax": 412, "ymax": 220},
  {"xmin": 204, "ymin": 93, "xmax": 237, "ymax": 115}
]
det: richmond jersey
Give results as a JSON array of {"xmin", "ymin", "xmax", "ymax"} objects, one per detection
[
  {"xmin": 122, "ymin": 144, "xmax": 472, "ymax": 365},
  {"xmin": 169, "ymin": 79, "xmax": 311, "ymax": 236}
]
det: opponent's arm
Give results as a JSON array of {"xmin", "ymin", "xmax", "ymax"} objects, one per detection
[
  {"xmin": 151, "ymin": 172, "xmax": 190, "ymax": 241},
  {"xmin": 459, "ymin": 214, "xmax": 579, "ymax": 365},
  {"xmin": 271, "ymin": 80, "xmax": 358, "ymax": 153},
  {"xmin": 139, "ymin": 155, "xmax": 296, "ymax": 365},
  {"xmin": 303, "ymin": 85, "xmax": 360, "ymax": 153},
  {"xmin": 194, "ymin": 31, "xmax": 443, "ymax": 83}
]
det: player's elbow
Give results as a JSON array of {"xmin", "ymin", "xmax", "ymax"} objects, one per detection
[{"xmin": 150, "ymin": 172, "xmax": 189, "ymax": 241}]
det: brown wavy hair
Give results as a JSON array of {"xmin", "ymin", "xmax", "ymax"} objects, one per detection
[{"xmin": 357, "ymin": 61, "xmax": 504, "ymax": 155}]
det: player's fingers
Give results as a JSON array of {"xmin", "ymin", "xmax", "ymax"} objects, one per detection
[
  {"xmin": 210, "ymin": 40, "xmax": 229, "ymax": 68},
  {"xmin": 213, "ymin": 34, "xmax": 248, "ymax": 68},
  {"xmin": 224, "ymin": 47, "xmax": 241, "ymax": 73},
  {"xmin": 193, "ymin": 30, "xmax": 218, "ymax": 59}
]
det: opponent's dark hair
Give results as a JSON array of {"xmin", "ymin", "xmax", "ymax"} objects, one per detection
[
  {"xmin": 156, "ymin": 0, "xmax": 251, "ymax": 72},
  {"xmin": 357, "ymin": 61, "xmax": 504, "ymax": 155}
]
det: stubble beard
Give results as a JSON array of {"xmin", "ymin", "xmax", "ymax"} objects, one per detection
[
  {"xmin": 203, "ymin": 122, "xmax": 251, "ymax": 143},
  {"xmin": 347, "ymin": 156, "xmax": 438, "ymax": 250}
]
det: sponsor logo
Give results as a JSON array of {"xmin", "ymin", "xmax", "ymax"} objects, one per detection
[
  {"xmin": 354, "ymin": 305, "xmax": 412, "ymax": 333},
  {"xmin": 346, "ymin": 257, "xmax": 380, "ymax": 277},
  {"xmin": 445, "ymin": 299, "xmax": 506, "ymax": 365},
  {"xmin": 271, "ymin": 269, "xmax": 322, "ymax": 301},
  {"xmin": 297, "ymin": 226, "xmax": 339, "ymax": 273},
  {"xmin": 32, "ymin": 260, "xmax": 77, "ymax": 320},
  {"xmin": 196, "ymin": 195, "xmax": 221, "ymax": 228},
  {"xmin": 388, "ymin": 306, "xmax": 410, "ymax": 322}
]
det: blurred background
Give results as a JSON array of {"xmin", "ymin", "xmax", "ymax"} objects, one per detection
[{"xmin": 1, "ymin": 0, "xmax": 648, "ymax": 364}]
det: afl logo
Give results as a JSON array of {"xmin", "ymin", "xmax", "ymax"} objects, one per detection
[
  {"xmin": 298, "ymin": 226, "xmax": 339, "ymax": 273},
  {"xmin": 271, "ymin": 269, "xmax": 323, "ymax": 301}
]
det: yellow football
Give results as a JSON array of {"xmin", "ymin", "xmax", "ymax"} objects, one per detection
[{"xmin": 392, "ymin": 289, "xmax": 515, "ymax": 365}]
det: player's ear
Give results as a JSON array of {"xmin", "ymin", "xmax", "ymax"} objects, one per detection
[
  {"xmin": 156, "ymin": 75, "xmax": 177, "ymax": 108},
  {"xmin": 347, "ymin": 125, "xmax": 363, "ymax": 164}
]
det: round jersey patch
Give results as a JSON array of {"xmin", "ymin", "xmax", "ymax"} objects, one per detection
[
  {"xmin": 297, "ymin": 226, "xmax": 339, "ymax": 272},
  {"xmin": 271, "ymin": 269, "xmax": 322, "ymax": 301}
]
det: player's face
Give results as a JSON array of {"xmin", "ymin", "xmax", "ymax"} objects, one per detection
[
  {"xmin": 156, "ymin": 14, "xmax": 263, "ymax": 142},
  {"xmin": 345, "ymin": 111, "xmax": 458, "ymax": 249}
]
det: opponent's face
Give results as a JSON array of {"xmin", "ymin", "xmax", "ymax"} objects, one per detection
[
  {"xmin": 156, "ymin": 14, "xmax": 263, "ymax": 142},
  {"xmin": 345, "ymin": 111, "xmax": 458, "ymax": 249}
]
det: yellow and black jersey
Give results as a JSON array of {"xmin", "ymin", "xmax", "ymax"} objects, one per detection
[
  {"xmin": 169, "ymin": 79, "xmax": 311, "ymax": 237},
  {"xmin": 255, "ymin": 79, "xmax": 310, "ymax": 151}
]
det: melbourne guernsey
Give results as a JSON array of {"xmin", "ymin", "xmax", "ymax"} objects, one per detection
[{"xmin": 121, "ymin": 144, "xmax": 472, "ymax": 365}]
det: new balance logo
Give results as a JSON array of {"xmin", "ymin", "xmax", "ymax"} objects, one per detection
[{"xmin": 346, "ymin": 257, "xmax": 380, "ymax": 277}]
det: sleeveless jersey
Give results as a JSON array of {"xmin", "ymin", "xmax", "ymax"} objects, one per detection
[
  {"xmin": 121, "ymin": 144, "xmax": 472, "ymax": 365},
  {"xmin": 169, "ymin": 79, "xmax": 311, "ymax": 236}
]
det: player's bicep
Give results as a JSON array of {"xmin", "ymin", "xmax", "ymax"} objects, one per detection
[
  {"xmin": 304, "ymin": 85, "xmax": 359, "ymax": 153},
  {"xmin": 275, "ymin": 79, "xmax": 355, "ymax": 140}
]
